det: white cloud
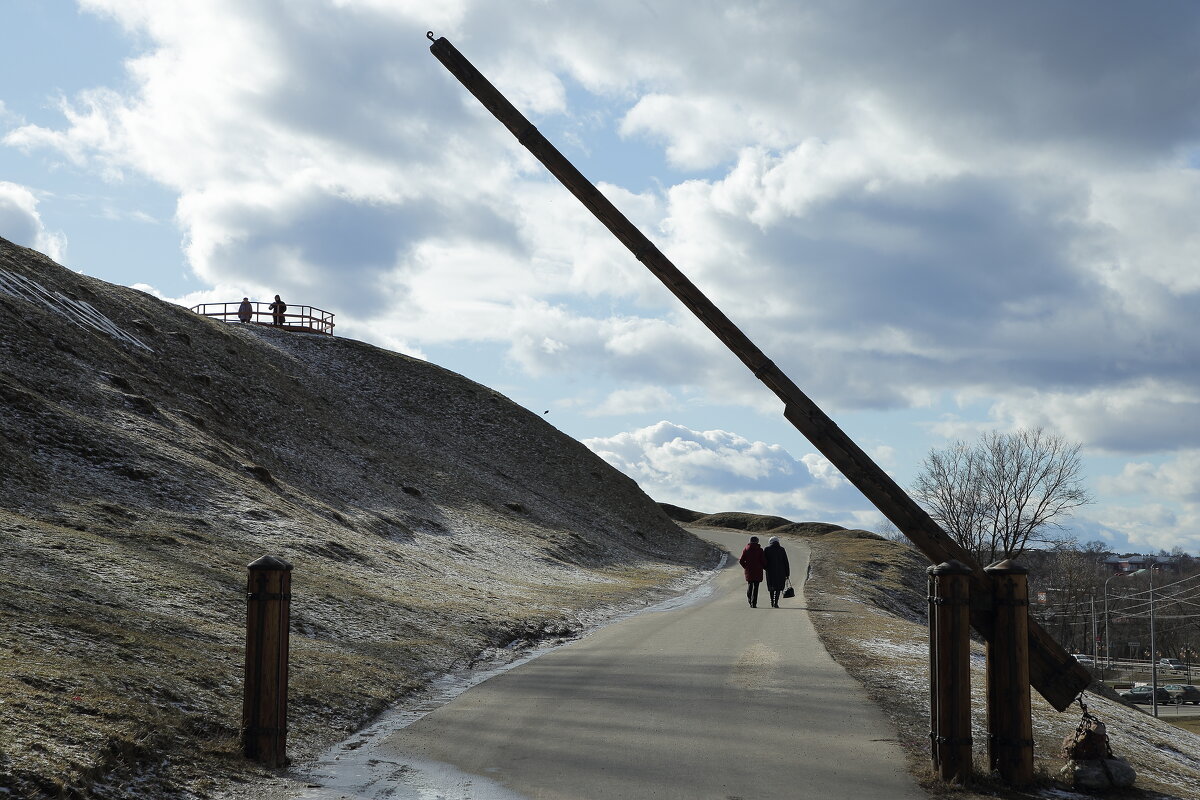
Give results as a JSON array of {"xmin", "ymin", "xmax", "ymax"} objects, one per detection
[
  {"xmin": 587, "ymin": 386, "xmax": 679, "ymax": 417},
  {"xmin": 990, "ymin": 382, "xmax": 1200, "ymax": 454},
  {"xmin": 622, "ymin": 95, "xmax": 795, "ymax": 171},
  {"xmin": 98, "ymin": 204, "xmax": 159, "ymax": 224},
  {"xmin": 1100, "ymin": 451, "xmax": 1200, "ymax": 505},
  {"xmin": 584, "ymin": 420, "xmax": 870, "ymax": 523},
  {"xmin": 870, "ymin": 445, "xmax": 897, "ymax": 469},
  {"xmin": 800, "ymin": 453, "xmax": 847, "ymax": 490},
  {"xmin": 1089, "ymin": 503, "xmax": 1200, "ymax": 555},
  {"xmin": 1073, "ymin": 448, "xmax": 1200, "ymax": 553},
  {"xmin": 1088, "ymin": 169, "xmax": 1200, "ymax": 297},
  {"xmin": 0, "ymin": 182, "xmax": 66, "ymax": 261}
]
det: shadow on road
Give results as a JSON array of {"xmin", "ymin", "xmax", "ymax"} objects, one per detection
[{"xmin": 777, "ymin": 606, "xmax": 849, "ymax": 613}]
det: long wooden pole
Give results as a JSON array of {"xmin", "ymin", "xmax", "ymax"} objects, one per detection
[{"xmin": 427, "ymin": 32, "xmax": 1089, "ymax": 711}]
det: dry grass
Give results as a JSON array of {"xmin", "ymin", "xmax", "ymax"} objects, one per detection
[
  {"xmin": 1, "ymin": 510, "xmax": 714, "ymax": 799},
  {"xmin": 1165, "ymin": 718, "xmax": 1200, "ymax": 737},
  {"xmin": 2, "ymin": 506, "xmax": 720, "ymax": 796}
]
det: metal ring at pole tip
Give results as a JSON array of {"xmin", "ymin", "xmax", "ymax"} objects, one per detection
[{"xmin": 426, "ymin": 31, "xmax": 435, "ymax": 41}]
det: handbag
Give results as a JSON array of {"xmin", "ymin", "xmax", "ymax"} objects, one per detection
[{"xmin": 782, "ymin": 579, "xmax": 795, "ymax": 599}]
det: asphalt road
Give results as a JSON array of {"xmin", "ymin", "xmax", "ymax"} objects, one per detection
[{"xmin": 375, "ymin": 529, "xmax": 924, "ymax": 800}]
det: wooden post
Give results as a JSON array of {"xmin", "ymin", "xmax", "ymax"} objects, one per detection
[
  {"xmin": 985, "ymin": 560, "xmax": 1033, "ymax": 786},
  {"xmin": 929, "ymin": 561, "xmax": 973, "ymax": 783},
  {"xmin": 927, "ymin": 567, "xmax": 939, "ymax": 775},
  {"xmin": 242, "ymin": 555, "xmax": 293, "ymax": 767}
]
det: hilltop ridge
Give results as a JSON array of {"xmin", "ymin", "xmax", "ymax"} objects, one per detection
[{"xmin": 0, "ymin": 236, "xmax": 717, "ymax": 798}]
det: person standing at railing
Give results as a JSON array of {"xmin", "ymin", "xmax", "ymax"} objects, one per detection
[
  {"xmin": 269, "ymin": 295, "xmax": 287, "ymax": 326},
  {"xmin": 238, "ymin": 297, "xmax": 253, "ymax": 323}
]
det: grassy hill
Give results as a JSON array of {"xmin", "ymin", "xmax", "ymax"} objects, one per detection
[{"xmin": 0, "ymin": 237, "xmax": 717, "ymax": 798}]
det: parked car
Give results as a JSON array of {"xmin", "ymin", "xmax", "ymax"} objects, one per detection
[
  {"xmin": 1120, "ymin": 685, "xmax": 1173, "ymax": 705},
  {"xmin": 1164, "ymin": 684, "xmax": 1200, "ymax": 705},
  {"xmin": 1160, "ymin": 658, "xmax": 1188, "ymax": 672},
  {"xmin": 1071, "ymin": 653, "xmax": 1095, "ymax": 666}
]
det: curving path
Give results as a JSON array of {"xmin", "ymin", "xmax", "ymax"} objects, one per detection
[{"xmin": 362, "ymin": 528, "xmax": 924, "ymax": 800}]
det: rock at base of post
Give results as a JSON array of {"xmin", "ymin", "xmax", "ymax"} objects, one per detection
[{"xmin": 1060, "ymin": 758, "xmax": 1136, "ymax": 791}]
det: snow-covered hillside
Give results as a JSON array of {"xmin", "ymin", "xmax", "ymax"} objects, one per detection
[{"xmin": 0, "ymin": 236, "xmax": 717, "ymax": 798}]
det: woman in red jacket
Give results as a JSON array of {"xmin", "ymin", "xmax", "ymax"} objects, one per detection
[{"xmin": 739, "ymin": 536, "xmax": 767, "ymax": 608}]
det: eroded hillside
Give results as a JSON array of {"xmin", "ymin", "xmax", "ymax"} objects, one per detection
[{"xmin": 0, "ymin": 237, "xmax": 717, "ymax": 798}]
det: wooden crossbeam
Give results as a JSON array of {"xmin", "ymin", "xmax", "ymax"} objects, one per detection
[{"xmin": 428, "ymin": 33, "xmax": 1090, "ymax": 711}]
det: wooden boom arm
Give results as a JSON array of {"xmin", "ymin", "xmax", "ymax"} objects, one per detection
[{"xmin": 427, "ymin": 32, "xmax": 1090, "ymax": 711}]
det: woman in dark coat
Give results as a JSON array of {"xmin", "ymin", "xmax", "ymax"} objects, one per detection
[
  {"xmin": 763, "ymin": 536, "xmax": 790, "ymax": 608},
  {"xmin": 739, "ymin": 536, "xmax": 766, "ymax": 608},
  {"xmin": 269, "ymin": 294, "xmax": 287, "ymax": 326}
]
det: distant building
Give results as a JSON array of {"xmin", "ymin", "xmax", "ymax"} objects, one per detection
[{"xmin": 1102, "ymin": 554, "xmax": 1180, "ymax": 574}]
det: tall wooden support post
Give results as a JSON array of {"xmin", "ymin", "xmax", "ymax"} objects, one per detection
[
  {"xmin": 929, "ymin": 561, "xmax": 973, "ymax": 783},
  {"xmin": 985, "ymin": 560, "xmax": 1033, "ymax": 786},
  {"xmin": 242, "ymin": 555, "xmax": 293, "ymax": 767},
  {"xmin": 927, "ymin": 567, "xmax": 938, "ymax": 772}
]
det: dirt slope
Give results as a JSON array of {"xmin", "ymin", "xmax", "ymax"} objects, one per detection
[{"xmin": 0, "ymin": 237, "xmax": 717, "ymax": 798}]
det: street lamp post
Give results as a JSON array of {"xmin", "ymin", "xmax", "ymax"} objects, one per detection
[
  {"xmin": 1127, "ymin": 567, "xmax": 1160, "ymax": 717},
  {"xmin": 1091, "ymin": 594, "xmax": 1098, "ymax": 666},
  {"xmin": 1150, "ymin": 565, "xmax": 1158, "ymax": 718},
  {"xmin": 1103, "ymin": 572, "xmax": 1125, "ymax": 673}
]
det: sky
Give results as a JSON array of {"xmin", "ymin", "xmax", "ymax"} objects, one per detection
[{"xmin": 2, "ymin": 0, "xmax": 1198, "ymax": 555}]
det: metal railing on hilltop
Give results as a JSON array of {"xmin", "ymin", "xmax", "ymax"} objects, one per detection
[{"xmin": 191, "ymin": 302, "xmax": 335, "ymax": 335}]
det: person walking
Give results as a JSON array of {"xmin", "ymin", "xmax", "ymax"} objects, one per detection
[
  {"xmin": 739, "ymin": 536, "xmax": 766, "ymax": 608},
  {"xmin": 237, "ymin": 297, "xmax": 254, "ymax": 323},
  {"xmin": 763, "ymin": 536, "xmax": 790, "ymax": 608},
  {"xmin": 269, "ymin": 294, "xmax": 287, "ymax": 326}
]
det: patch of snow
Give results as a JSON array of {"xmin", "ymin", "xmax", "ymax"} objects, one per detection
[
  {"xmin": 296, "ymin": 754, "xmax": 529, "ymax": 800},
  {"xmin": 858, "ymin": 638, "xmax": 926, "ymax": 658},
  {"xmin": 0, "ymin": 267, "xmax": 151, "ymax": 350}
]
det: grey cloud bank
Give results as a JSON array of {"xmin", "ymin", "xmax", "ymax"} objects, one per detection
[{"xmin": 3, "ymin": 0, "xmax": 1199, "ymax": 551}]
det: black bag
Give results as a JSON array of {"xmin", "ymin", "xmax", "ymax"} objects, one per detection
[{"xmin": 782, "ymin": 580, "xmax": 795, "ymax": 599}]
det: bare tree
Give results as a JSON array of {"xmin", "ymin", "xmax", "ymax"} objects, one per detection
[
  {"xmin": 912, "ymin": 440, "xmax": 991, "ymax": 558},
  {"xmin": 1026, "ymin": 543, "xmax": 1106, "ymax": 653},
  {"xmin": 873, "ymin": 516, "xmax": 910, "ymax": 545},
  {"xmin": 913, "ymin": 427, "xmax": 1092, "ymax": 564}
]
